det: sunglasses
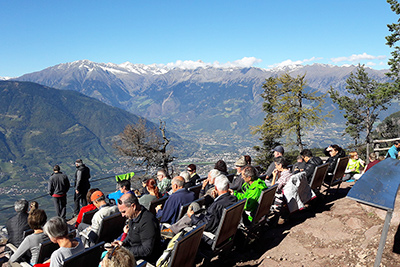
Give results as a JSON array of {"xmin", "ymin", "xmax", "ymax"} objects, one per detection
[{"xmin": 108, "ymin": 246, "xmax": 120, "ymax": 260}]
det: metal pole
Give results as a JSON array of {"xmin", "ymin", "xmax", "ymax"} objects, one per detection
[{"xmin": 374, "ymin": 209, "xmax": 393, "ymax": 267}]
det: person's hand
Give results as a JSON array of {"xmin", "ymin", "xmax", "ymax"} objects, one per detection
[
  {"xmin": 272, "ymin": 169, "xmax": 278, "ymax": 178},
  {"xmin": 211, "ymin": 189, "xmax": 218, "ymax": 198},
  {"xmin": 202, "ymin": 179, "xmax": 208, "ymax": 189},
  {"xmin": 228, "ymin": 189, "xmax": 234, "ymax": 195},
  {"xmin": 123, "ymin": 224, "xmax": 129, "ymax": 234},
  {"xmin": 111, "ymin": 240, "xmax": 123, "ymax": 247},
  {"xmin": 155, "ymin": 204, "xmax": 162, "ymax": 213},
  {"xmin": 187, "ymin": 208, "xmax": 195, "ymax": 218},
  {"xmin": 75, "ymin": 190, "xmax": 79, "ymax": 194}
]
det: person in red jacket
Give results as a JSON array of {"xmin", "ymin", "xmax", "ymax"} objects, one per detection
[{"xmin": 74, "ymin": 188, "xmax": 99, "ymax": 228}]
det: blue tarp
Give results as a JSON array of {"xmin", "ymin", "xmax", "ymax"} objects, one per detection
[{"xmin": 347, "ymin": 158, "xmax": 400, "ymax": 211}]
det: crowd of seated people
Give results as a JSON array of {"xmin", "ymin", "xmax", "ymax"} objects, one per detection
[{"xmin": 3, "ymin": 146, "xmax": 393, "ymax": 267}]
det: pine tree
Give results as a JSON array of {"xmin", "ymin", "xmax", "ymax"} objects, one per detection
[
  {"xmin": 252, "ymin": 73, "xmax": 328, "ymax": 166},
  {"xmin": 386, "ymin": 0, "xmax": 400, "ymax": 86},
  {"xmin": 329, "ymin": 64, "xmax": 394, "ymax": 157}
]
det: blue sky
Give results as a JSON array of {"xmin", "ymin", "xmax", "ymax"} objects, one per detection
[{"xmin": 0, "ymin": 0, "xmax": 397, "ymax": 77}]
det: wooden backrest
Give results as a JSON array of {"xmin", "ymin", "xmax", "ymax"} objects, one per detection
[
  {"xmin": 176, "ymin": 197, "xmax": 206, "ymax": 221},
  {"xmin": 81, "ymin": 209, "xmax": 98, "ymax": 225},
  {"xmin": 309, "ymin": 163, "xmax": 329, "ymax": 190},
  {"xmin": 149, "ymin": 195, "xmax": 168, "ymax": 216},
  {"xmin": 137, "ymin": 261, "xmax": 147, "ymax": 267},
  {"xmin": 252, "ymin": 185, "xmax": 278, "ymax": 225},
  {"xmin": 212, "ymin": 199, "xmax": 246, "ymax": 251},
  {"xmin": 226, "ymin": 173, "xmax": 235, "ymax": 183},
  {"xmin": 22, "ymin": 229, "xmax": 34, "ymax": 239},
  {"xmin": 63, "ymin": 241, "xmax": 104, "ymax": 267},
  {"xmin": 169, "ymin": 224, "xmax": 206, "ymax": 267},
  {"xmin": 188, "ymin": 184, "xmax": 202, "ymax": 200},
  {"xmin": 96, "ymin": 212, "xmax": 125, "ymax": 244},
  {"xmin": 333, "ymin": 156, "xmax": 349, "ymax": 181},
  {"xmin": 36, "ymin": 239, "xmax": 59, "ymax": 263}
]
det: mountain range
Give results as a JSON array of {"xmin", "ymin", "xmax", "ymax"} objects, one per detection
[
  {"xmin": 0, "ymin": 81, "xmax": 185, "ymax": 186},
  {"xmin": 11, "ymin": 60, "xmax": 394, "ymax": 152}
]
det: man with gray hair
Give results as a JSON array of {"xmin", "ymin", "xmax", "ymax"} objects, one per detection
[
  {"xmin": 156, "ymin": 169, "xmax": 171, "ymax": 195},
  {"xmin": 189, "ymin": 175, "xmax": 237, "ymax": 234},
  {"xmin": 200, "ymin": 169, "xmax": 221, "ymax": 199},
  {"xmin": 162, "ymin": 175, "xmax": 237, "ymax": 236},
  {"xmin": 6, "ymin": 199, "xmax": 30, "ymax": 247},
  {"xmin": 156, "ymin": 176, "xmax": 195, "ymax": 224}
]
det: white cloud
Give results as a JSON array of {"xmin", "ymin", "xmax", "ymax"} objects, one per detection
[
  {"xmin": 160, "ymin": 57, "xmax": 262, "ymax": 69},
  {"xmin": 267, "ymin": 57, "xmax": 323, "ymax": 69},
  {"xmin": 331, "ymin": 53, "xmax": 386, "ymax": 63}
]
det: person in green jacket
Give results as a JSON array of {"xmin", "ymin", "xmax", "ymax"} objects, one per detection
[{"xmin": 233, "ymin": 165, "xmax": 267, "ymax": 222}]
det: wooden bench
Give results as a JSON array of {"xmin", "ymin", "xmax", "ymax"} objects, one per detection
[
  {"xmin": 149, "ymin": 195, "xmax": 168, "ymax": 216},
  {"xmin": 96, "ymin": 212, "xmax": 126, "ymax": 244},
  {"xmin": 199, "ymin": 199, "xmax": 246, "ymax": 265},
  {"xmin": 251, "ymin": 185, "xmax": 278, "ymax": 228},
  {"xmin": 81, "ymin": 209, "xmax": 98, "ymax": 225},
  {"xmin": 176, "ymin": 197, "xmax": 206, "ymax": 222},
  {"xmin": 226, "ymin": 173, "xmax": 235, "ymax": 183},
  {"xmin": 168, "ymin": 224, "xmax": 206, "ymax": 267},
  {"xmin": 188, "ymin": 184, "xmax": 202, "ymax": 200},
  {"xmin": 36, "ymin": 238, "xmax": 60, "ymax": 264},
  {"xmin": 309, "ymin": 163, "xmax": 329, "ymax": 193},
  {"xmin": 63, "ymin": 241, "xmax": 104, "ymax": 267},
  {"xmin": 323, "ymin": 156, "xmax": 349, "ymax": 195}
]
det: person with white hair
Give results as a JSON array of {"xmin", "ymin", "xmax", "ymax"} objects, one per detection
[
  {"xmin": 189, "ymin": 175, "xmax": 237, "ymax": 234},
  {"xmin": 199, "ymin": 169, "xmax": 221, "ymax": 203},
  {"xmin": 162, "ymin": 175, "xmax": 237, "ymax": 236},
  {"xmin": 44, "ymin": 216, "xmax": 84, "ymax": 267},
  {"xmin": 180, "ymin": 170, "xmax": 192, "ymax": 189}
]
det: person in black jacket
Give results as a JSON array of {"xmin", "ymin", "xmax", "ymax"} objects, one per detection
[
  {"xmin": 113, "ymin": 193, "xmax": 161, "ymax": 264},
  {"xmin": 6, "ymin": 199, "xmax": 30, "ymax": 247},
  {"xmin": 48, "ymin": 165, "xmax": 70, "ymax": 219},
  {"xmin": 190, "ymin": 175, "xmax": 237, "ymax": 234},
  {"xmin": 163, "ymin": 175, "xmax": 237, "ymax": 236},
  {"xmin": 74, "ymin": 159, "xmax": 91, "ymax": 216},
  {"xmin": 324, "ymin": 145, "xmax": 346, "ymax": 182},
  {"xmin": 187, "ymin": 164, "xmax": 200, "ymax": 186},
  {"xmin": 299, "ymin": 149, "xmax": 323, "ymax": 183}
]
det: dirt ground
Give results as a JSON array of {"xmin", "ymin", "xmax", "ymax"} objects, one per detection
[{"xmin": 208, "ymin": 182, "xmax": 400, "ymax": 267}]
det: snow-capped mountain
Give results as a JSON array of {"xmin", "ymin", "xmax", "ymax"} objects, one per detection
[{"xmin": 15, "ymin": 60, "xmax": 391, "ymax": 149}]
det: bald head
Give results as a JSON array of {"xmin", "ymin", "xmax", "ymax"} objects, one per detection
[{"xmin": 172, "ymin": 176, "xmax": 185, "ymax": 187}]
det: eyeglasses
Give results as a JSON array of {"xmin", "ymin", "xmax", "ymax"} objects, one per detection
[
  {"xmin": 187, "ymin": 169, "xmax": 193, "ymax": 172},
  {"xmin": 108, "ymin": 246, "xmax": 120, "ymax": 260}
]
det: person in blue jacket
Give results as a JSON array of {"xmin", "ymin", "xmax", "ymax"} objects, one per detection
[
  {"xmin": 156, "ymin": 176, "xmax": 195, "ymax": 224},
  {"xmin": 386, "ymin": 141, "xmax": 400, "ymax": 159}
]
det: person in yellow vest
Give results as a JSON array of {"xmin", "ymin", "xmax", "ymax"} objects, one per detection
[{"xmin": 343, "ymin": 151, "xmax": 365, "ymax": 181}]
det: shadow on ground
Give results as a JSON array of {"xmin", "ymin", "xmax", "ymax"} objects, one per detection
[{"xmin": 204, "ymin": 186, "xmax": 352, "ymax": 266}]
